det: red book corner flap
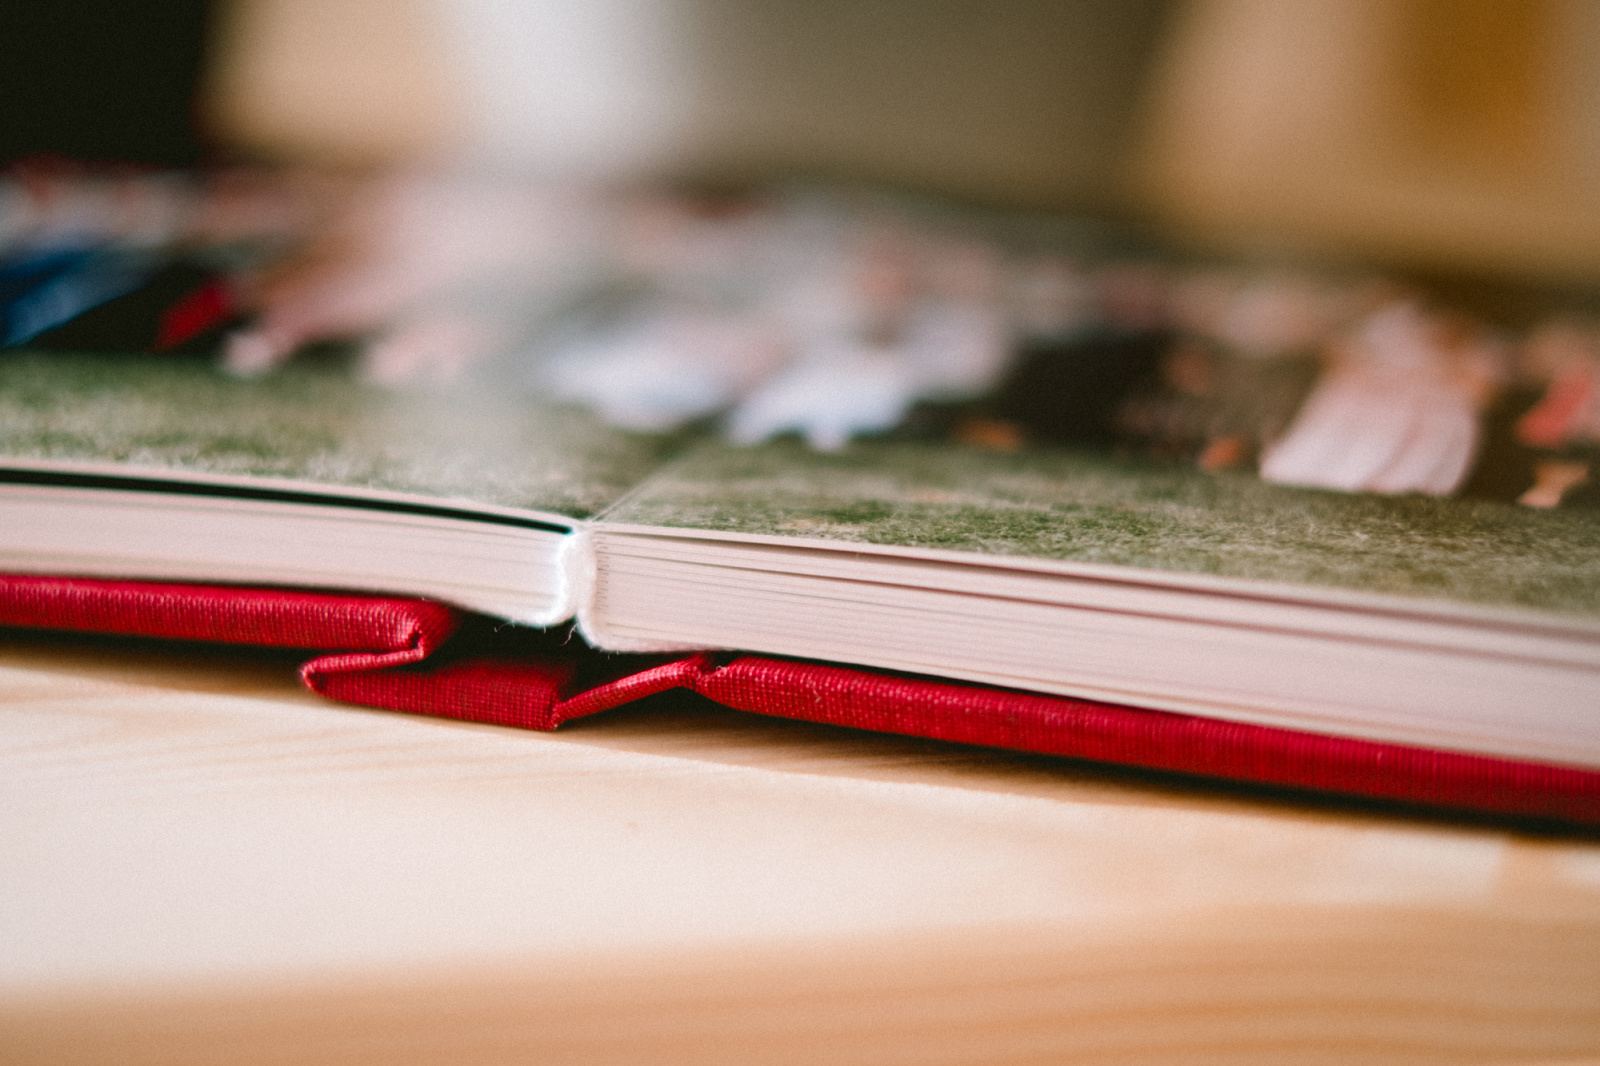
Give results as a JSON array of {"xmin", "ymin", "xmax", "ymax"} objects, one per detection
[
  {"xmin": 0, "ymin": 574, "xmax": 581, "ymax": 730},
  {"xmin": 4, "ymin": 573, "xmax": 1599, "ymax": 827},
  {"xmin": 0, "ymin": 573, "xmax": 461, "ymax": 655}
]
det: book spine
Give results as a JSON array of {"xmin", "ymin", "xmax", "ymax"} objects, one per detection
[{"xmin": 556, "ymin": 525, "xmax": 595, "ymax": 631}]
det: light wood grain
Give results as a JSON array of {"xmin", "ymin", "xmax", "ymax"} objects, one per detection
[{"xmin": 2, "ymin": 631, "xmax": 1598, "ymax": 1064}]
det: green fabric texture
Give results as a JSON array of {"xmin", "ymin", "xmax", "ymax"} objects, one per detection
[
  {"xmin": 0, "ymin": 353, "xmax": 678, "ymax": 518},
  {"xmin": 5, "ymin": 353, "xmax": 1598, "ymax": 619},
  {"xmin": 606, "ymin": 438, "xmax": 1600, "ymax": 619}
]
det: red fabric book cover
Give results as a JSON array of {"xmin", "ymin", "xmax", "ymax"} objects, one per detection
[{"xmin": 3, "ymin": 573, "xmax": 1598, "ymax": 827}]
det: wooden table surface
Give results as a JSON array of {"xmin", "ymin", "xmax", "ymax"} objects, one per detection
[{"xmin": 2, "ymin": 629, "xmax": 1598, "ymax": 1065}]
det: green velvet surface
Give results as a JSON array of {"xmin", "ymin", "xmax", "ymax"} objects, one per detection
[
  {"xmin": 7, "ymin": 353, "xmax": 1597, "ymax": 619},
  {"xmin": 0, "ymin": 353, "xmax": 678, "ymax": 519},
  {"xmin": 606, "ymin": 438, "xmax": 1600, "ymax": 619}
]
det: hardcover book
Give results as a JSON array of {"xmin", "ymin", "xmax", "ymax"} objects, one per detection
[{"xmin": 3, "ymin": 352, "xmax": 1598, "ymax": 796}]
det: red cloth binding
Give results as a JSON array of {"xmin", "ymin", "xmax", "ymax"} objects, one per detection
[
  {"xmin": 546, "ymin": 652, "xmax": 1600, "ymax": 825},
  {"xmin": 0, "ymin": 572, "xmax": 465, "ymax": 709},
  {"xmin": 4, "ymin": 573, "xmax": 1599, "ymax": 826},
  {"xmin": 0, "ymin": 574, "xmax": 458, "ymax": 655},
  {"xmin": 685, "ymin": 656, "xmax": 1600, "ymax": 826}
]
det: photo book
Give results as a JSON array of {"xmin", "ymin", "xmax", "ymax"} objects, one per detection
[{"xmin": 3, "ymin": 352, "xmax": 1598, "ymax": 824}]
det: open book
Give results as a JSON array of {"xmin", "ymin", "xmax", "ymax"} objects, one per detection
[{"xmin": 4, "ymin": 353, "xmax": 1598, "ymax": 770}]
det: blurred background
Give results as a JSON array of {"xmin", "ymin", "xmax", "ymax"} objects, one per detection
[{"xmin": 6, "ymin": 0, "xmax": 1597, "ymax": 285}]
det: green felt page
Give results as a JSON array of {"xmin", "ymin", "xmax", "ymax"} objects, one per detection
[
  {"xmin": 600, "ymin": 437, "xmax": 1600, "ymax": 620},
  {"xmin": 8, "ymin": 352, "xmax": 1600, "ymax": 620},
  {"xmin": 0, "ymin": 352, "xmax": 679, "ymax": 520}
]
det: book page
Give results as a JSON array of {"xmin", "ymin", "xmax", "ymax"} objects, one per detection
[
  {"xmin": 601, "ymin": 436, "xmax": 1600, "ymax": 619},
  {"xmin": 0, "ymin": 353, "xmax": 683, "ymax": 520}
]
